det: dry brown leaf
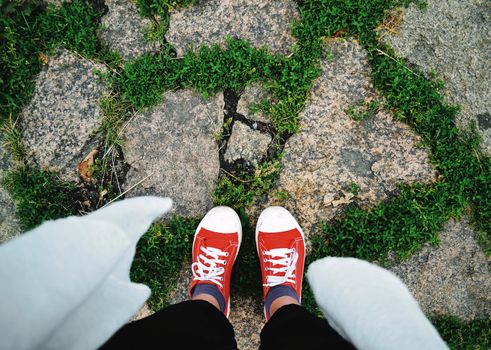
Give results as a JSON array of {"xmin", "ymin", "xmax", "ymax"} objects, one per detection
[
  {"xmin": 79, "ymin": 149, "xmax": 98, "ymax": 182},
  {"xmin": 99, "ymin": 189, "xmax": 108, "ymax": 201},
  {"xmin": 331, "ymin": 192, "xmax": 355, "ymax": 207},
  {"xmin": 332, "ymin": 28, "xmax": 347, "ymax": 38},
  {"xmin": 38, "ymin": 52, "xmax": 49, "ymax": 65}
]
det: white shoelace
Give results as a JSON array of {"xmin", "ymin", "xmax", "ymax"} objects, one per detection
[
  {"xmin": 192, "ymin": 246, "xmax": 228, "ymax": 288},
  {"xmin": 263, "ymin": 248, "xmax": 298, "ymax": 287}
]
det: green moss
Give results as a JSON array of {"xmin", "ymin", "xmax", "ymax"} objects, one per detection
[
  {"xmin": 213, "ymin": 158, "xmax": 282, "ymax": 210},
  {"xmin": 3, "ymin": 167, "xmax": 80, "ymax": 230},
  {"xmin": 130, "ymin": 218, "xmax": 198, "ymax": 310},
  {"xmin": 433, "ymin": 316, "xmax": 491, "ymax": 350}
]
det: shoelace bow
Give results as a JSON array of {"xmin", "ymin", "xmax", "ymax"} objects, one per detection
[
  {"xmin": 263, "ymin": 247, "xmax": 298, "ymax": 287},
  {"xmin": 192, "ymin": 246, "xmax": 228, "ymax": 288}
]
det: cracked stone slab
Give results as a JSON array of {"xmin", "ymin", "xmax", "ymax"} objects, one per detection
[
  {"xmin": 123, "ymin": 90, "xmax": 223, "ymax": 218},
  {"xmin": 169, "ymin": 263, "xmax": 264, "ymax": 350},
  {"xmin": 0, "ymin": 138, "xmax": 21, "ymax": 244},
  {"xmin": 384, "ymin": 0, "xmax": 491, "ymax": 154},
  {"xmin": 21, "ymin": 49, "xmax": 107, "ymax": 182},
  {"xmin": 390, "ymin": 218, "xmax": 491, "ymax": 321},
  {"xmin": 166, "ymin": 0, "xmax": 299, "ymax": 56},
  {"xmin": 258, "ymin": 40, "xmax": 436, "ymax": 235},
  {"xmin": 99, "ymin": 0, "xmax": 159, "ymax": 61},
  {"xmin": 237, "ymin": 82, "xmax": 271, "ymax": 123},
  {"xmin": 225, "ymin": 121, "xmax": 271, "ymax": 166}
]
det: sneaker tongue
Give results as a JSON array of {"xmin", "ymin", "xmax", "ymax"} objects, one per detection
[
  {"xmin": 261, "ymin": 231, "xmax": 297, "ymax": 250},
  {"xmin": 203, "ymin": 231, "xmax": 236, "ymax": 251}
]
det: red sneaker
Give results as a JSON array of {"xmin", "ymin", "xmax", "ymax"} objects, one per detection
[
  {"xmin": 256, "ymin": 206, "xmax": 305, "ymax": 320},
  {"xmin": 189, "ymin": 206, "xmax": 242, "ymax": 317}
]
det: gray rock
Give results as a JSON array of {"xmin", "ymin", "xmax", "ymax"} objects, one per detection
[
  {"xmin": 229, "ymin": 295, "xmax": 264, "ymax": 350},
  {"xmin": 21, "ymin": 49, "xmax": 107, "ymax": 182},
  {"xmin": 260, "ymin": 40, "xmax": 436, "ymax": 235},
  {"xmin": 168, "ymin": 261, "xmax": 193, "ymax": 306},
  {"xmin": 132, "ymin": 303, "xmax": 153, "ymax": 321},
  {"xmin": 390, "ymin": 218, "xmax": 491, "ymax": 321},
  {"xmin": 99, "ymin": 0, "xmax": 159, "ymax": 61},
  {"xmin": 225, "ymin": 121, "xmax": 271, "ymax": 167},
  {"xmin": 237, "ymin": 82, "xmax": 271, "ymax": 123},
  {"xmin": 123, "ymin": 90, "xmax": 223, "ymax": 218},
  {"xmin": 166, "ymin": 0, "xmax": 299, "ymax": 56},
  {"xmin": 0, "ymin": 139, "xmax": 21, "ymax": 244},
  {"xmin": 384, "ymin": 0, "xmax": 491, "ymax": 153}
]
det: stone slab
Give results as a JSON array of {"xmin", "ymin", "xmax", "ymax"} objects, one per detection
[
  {"xmin": 237, "ymin": 82, "xmax": 270, "ymax": 123},
  {"xmin": 166, "ymin": 0, "xmax": 299, "ymax": 56},
  {"xmin": 225, "ymin": 121, "xmax": 271, "ymax": 166},
  {"xmin": 262, "ymin": 40, "xmax": 436, "ymax": 235},
  {"xmin": 20, "ymin": 49, "xmax": 106, "ymax": 182},
  {"xmin": 123, "ymin": 90, "xmax": 223, "ymax": 218},
  {"xmin": 390, "ymin": 218, "xmax": 491, "ymax": 321},
  {"xmin": 99, "ymin": 0, "xmax": 159, "ymax": 61},
  {"xmin": 0, "ymin": 138, "xmax": 21, "ymax": 243},
  {"xmin": 384, "ymin": 0, "xmax": 491, "ymax": 153}
]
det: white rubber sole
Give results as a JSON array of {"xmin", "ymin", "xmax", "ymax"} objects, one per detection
[{"xmin": 192, "ymin": 206, "xmax": 242, "ymax": 318}]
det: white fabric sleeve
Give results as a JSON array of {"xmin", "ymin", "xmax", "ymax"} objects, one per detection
[
  {"xmin": 307, "ymin": 257, "xmax": 448, "ymax": 350},
  {"xmin": 0, "ymin": 196, "xmax": 172, "ymax": 350}
]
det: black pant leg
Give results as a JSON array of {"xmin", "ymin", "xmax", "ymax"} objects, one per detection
[
  {"xmin": 259, "ymin": 304, "xmax": 356, "ymax": 350},
  {"xmin": 100, "ymin": 300, "xmax": 238, "ymax": 350}
]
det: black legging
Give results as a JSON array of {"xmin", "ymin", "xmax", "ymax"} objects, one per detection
[{"xmin": 101, "ymin": 300, "xmax": 355, "ymax": 349}]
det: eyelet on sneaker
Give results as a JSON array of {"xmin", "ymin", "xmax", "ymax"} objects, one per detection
[
  {"xmin": 225, "ymin": 252, "xmax": 229, "ymax": 257},
  {"xmin": 262, "ymin": 250, "xmax": 266, "ymax": 254}
]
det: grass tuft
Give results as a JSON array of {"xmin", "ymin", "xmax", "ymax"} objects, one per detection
[
  {"xmin": 433, "ymin": 316, "xmax": 491, "ymax": 350},
  {"xmin": 130, "ymin": 218, "xmax": 198, "ymax": 310},
  {"xmin": 3, "ymin": 167, "xmax": 81, "ymax": 230}
]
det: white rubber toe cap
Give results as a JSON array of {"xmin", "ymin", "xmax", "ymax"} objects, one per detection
[
  {"xmin": 197, "ymin": 206, "xmax": 242, "ymax": 234},
  {"xmin": 256, "ymin": 206, "xmax": 303, "ymax": 236}
]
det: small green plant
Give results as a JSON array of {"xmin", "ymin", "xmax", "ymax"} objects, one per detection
[
  {"xmin": 214, "ymin": 117, "xmax": 233, "ymax": 142},
  {"xmin": 348, "ymin": 182, "xmax": 359, "ymax": 196},
  {"xmin": 3, "ymin": 167, "xmax": 81, "ymax": 230},
  {"xmin": 213, "ymin": 158, "xmax": 282, "ymax": 210},
  {"xmin": 137, "ymin": 0, "xmax": 194, "ymax": 18},
  {"xmin": 130, "ymin": 217, "xmax": 198, "ymax": 310},
  {"xmin": 1, "ymin": 117, "xmax": 25, "ymax": 163},
  {"xmin": 98, "ymin": 93, "xmax": 131, "ymax": 149},
  {"xmin": 432, "ymin": 316, "xmax": 491, "ymax": 350},
  {"xmin": 348, "ymin": 100, "xmax": 381, "ymax": 121}
]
